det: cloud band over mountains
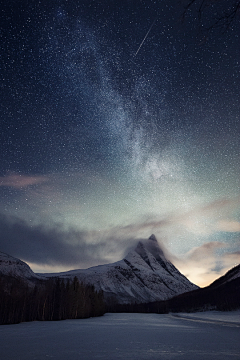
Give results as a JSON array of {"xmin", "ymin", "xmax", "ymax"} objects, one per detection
[{"xmin": 0, "ymin": 195, "xmax": 239, "ymax": 286}]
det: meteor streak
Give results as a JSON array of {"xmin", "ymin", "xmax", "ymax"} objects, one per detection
[{"xmin": 134, "ymin": 17, "xmax": 157, "ymax": 57}]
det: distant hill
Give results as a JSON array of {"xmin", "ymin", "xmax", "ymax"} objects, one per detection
[
  {"xmin": 167, "ymin": 265, "xmax": 240, "ymax": 312},
  {"xmin": 0, "ymin": 251, "xmax": 42, "ymax": 284},
  {"xmin": 208, "ymin": 264, "xmax": 240, "ymax": 288}
]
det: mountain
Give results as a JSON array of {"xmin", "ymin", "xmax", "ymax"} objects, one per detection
[
  {"xmin": 143, "ymin": 263, "xmax": 240, "ymax": 313},
  {"xmin": 40, "ymin": 234, "xmax": 198, "ymax": 304},
  {"xmin": 0, "ymin": 251, "xmax": 40, "ymax": 282},
  {"xmin": 1, "ymin": 238, "xmax": 239, "ymax": 311}
]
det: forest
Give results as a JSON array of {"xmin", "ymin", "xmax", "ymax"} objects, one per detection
[{"xmin": 0, "ymin": 275, "xmax": 105, "ymax": 325}]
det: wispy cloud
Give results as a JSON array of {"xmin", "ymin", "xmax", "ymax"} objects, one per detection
[
  {"xmin": 106, "ymin": 197, "xmax": 240, "ymax": 240},
  {"xmin": 216, "ymin": 220, "xmax": 240, "ymax": 232},
  {"xmin": 0, "ymin": 172, "xmax": 48, "ymax": 189},
  {"xmin": 171, "ymin": 241, "xmax": 240, "ymax": 287},
  {"xmin": 221, "ymin": 251, "xmax": 240, "ymax": 269},
  {"xmin": 0, "ymin": 212, "xmax": 136, "ymax": 270}
]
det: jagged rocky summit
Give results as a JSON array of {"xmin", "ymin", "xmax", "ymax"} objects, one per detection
[{"xmin": 41, "ymin": 234, "xmax": 199, "ymax": 304}]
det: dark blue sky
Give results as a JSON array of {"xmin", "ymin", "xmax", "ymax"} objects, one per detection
[{"xmin": 0, "ymin": 0, "xmax": 240, "ymax": 286}]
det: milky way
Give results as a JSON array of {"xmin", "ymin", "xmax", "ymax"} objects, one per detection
[{"xmin": 1, "ymin": 0, "xmax": 239, "ymax": 286}]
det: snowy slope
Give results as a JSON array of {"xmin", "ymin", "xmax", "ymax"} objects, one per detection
[
  {"xmin": 41, "ymin": 235, "xmax": 198, "ymax": 304},
  {"xmin": 0, "ymin": 251, "xmax": 40, "ymax": 281}
]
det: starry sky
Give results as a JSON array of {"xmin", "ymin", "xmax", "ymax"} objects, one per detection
[{"xmin": 1, "ymin": 0, "xmax": 240, "ymax": 286}]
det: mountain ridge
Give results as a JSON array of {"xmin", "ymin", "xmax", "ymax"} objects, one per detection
[
  {"xmin": 39, "ymin": 234, "xmax": 198, "ymax": 304},
  {"xmin": 3, "ymin": 235, "xmax": 239, "ymax": 307}
]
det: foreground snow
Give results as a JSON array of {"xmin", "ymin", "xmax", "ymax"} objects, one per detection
[
  {"xmin": 0, "ymin": 312, "xmax": 239, "ymax": 359},
  {"xmin": 172, "ymin": 310, "xmax": 240, "ymax": 326}
]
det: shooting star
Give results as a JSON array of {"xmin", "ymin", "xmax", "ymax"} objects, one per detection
[{"xmin": 134, "ymin": 17, "xmax": 157, "ymax": 57}]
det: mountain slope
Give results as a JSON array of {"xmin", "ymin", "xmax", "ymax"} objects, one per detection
[
  {"xmin": 41, "ymin": 234, "xmax": 198, "ymax": 304},
  {"xmin": 208, "ymin": 264, "xmax": 240, "ymax": 289},
  {"xmin": 0, "ymin": 251, "xmax": 40, "ymax": 281},
  {"xmin": 149, "ymin": 264, "xmax": 240, "ymax": 313}
]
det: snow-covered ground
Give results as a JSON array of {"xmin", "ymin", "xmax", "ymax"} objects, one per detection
[
  {"xmin": 171, "ymin": 310, "xmax": 240, "ymax": 326},
  {"xmin": 0, "ymin": 312, "xmax": 239, "ymax": 360}
]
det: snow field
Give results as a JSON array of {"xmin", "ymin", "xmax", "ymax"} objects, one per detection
[
  {"xmin": 172, "ymin": 310, "xmax": 240, "ymax": 326},
  {"xmin": 0, "ymin": 312, "xmax": 239, "ymax": 360}
]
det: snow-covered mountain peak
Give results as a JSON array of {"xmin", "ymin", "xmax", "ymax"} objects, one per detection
[{"xmin": 128, "ymin": 234, "xmax": 167, "ymax": 269}]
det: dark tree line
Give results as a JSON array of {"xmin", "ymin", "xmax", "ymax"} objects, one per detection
[{"xmin": 0, "ymin": 275, "xmax": 105, "ymax": 325}]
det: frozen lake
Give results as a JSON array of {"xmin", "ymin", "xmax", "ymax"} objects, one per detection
[{"xmin": 0, "ymin": 312, "xmax": 239, "ymax": 359}]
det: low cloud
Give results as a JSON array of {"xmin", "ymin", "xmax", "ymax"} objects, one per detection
[
  {"xmin": 0, "ymin": 212, "xmax": 136, "ymax": 271},
  {"xmin": 0, "ymin": 196, "xmax": 239, "ymax": 285}
]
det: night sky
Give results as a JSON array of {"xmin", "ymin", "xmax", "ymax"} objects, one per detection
[{"xmin": 1, "ymin": 0, "xmax": 240, "ymax": 286}]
